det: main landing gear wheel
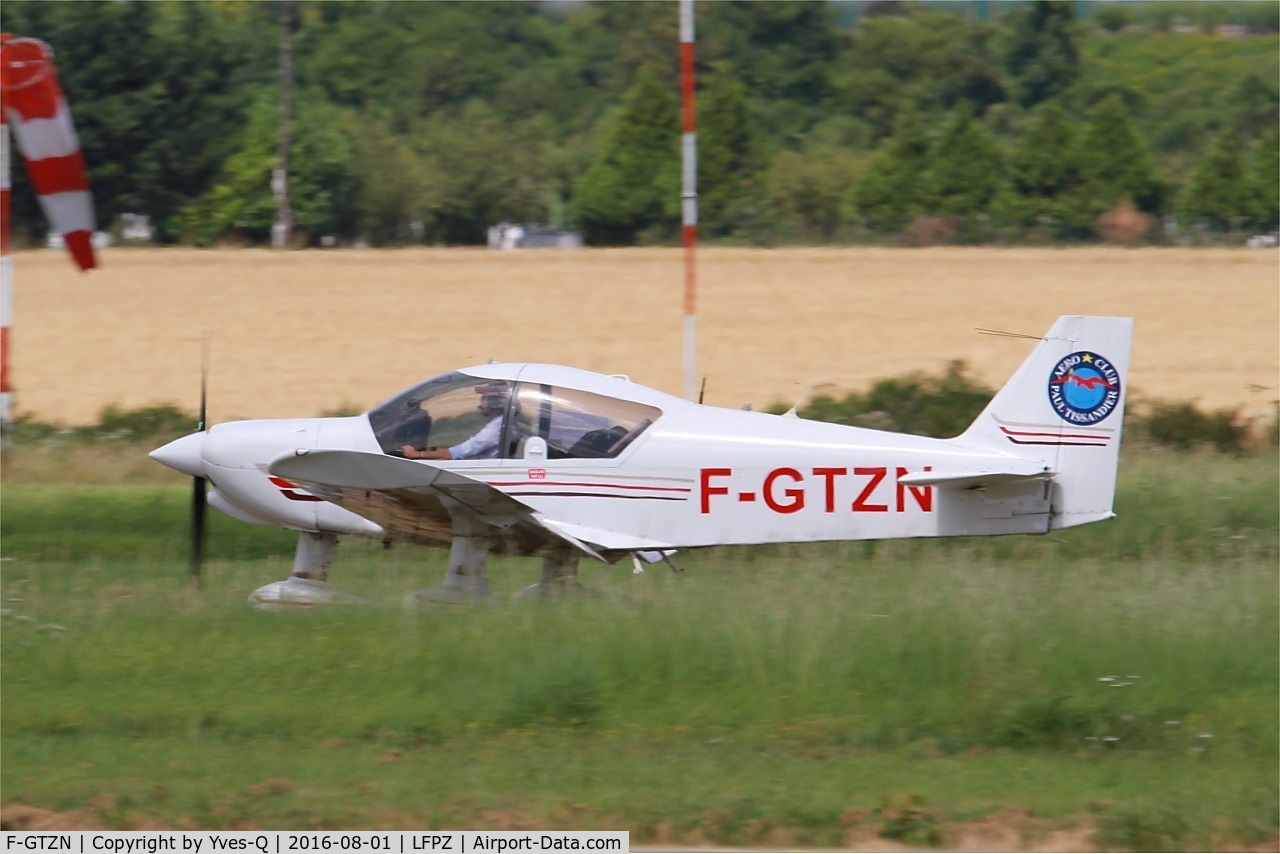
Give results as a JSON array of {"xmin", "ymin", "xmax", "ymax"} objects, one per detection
[{"xmin": 250, "ymin": 576, "xmax": 367, "ymax": 608}]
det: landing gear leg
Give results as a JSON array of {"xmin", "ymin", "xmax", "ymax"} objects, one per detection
[
  {"xmin": 408, "ymin": 534, "xmax": 492, "ymax": 604},
  {"xmin": 290, "ymin": 530, "xmax": 337, "ymax": 581},
  {"xmin": 249, "ymin": 532, "xmax": 365, "ymax": 607},
  {"xmin": 515, "ymin": 549, "xmax": 581, "ymax": 600}
]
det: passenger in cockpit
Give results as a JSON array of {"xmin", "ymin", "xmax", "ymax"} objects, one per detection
[{"xmin": 401, "ymin": 384, "xmax": 508, "ymax": 460}]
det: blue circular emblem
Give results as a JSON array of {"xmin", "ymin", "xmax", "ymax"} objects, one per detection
[{"xmin": 1047, "ymin": 351, "xmax": 1121, "ymax": 425}]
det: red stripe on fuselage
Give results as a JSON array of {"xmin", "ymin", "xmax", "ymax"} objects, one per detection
[{"xmin": 486, "ymin": 480, "xmax": 690, "ymax": 493}]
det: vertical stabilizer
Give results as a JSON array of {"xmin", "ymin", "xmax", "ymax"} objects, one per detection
[{"xmin": 957, "ymin": 316, "xmax": 1134, "ymax": 529}]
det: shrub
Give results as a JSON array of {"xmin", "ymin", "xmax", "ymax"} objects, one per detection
[
  {"xmin": 775, "ymin": 360, "xmax": 996, "ymax": 439},
  {"xmin": 1140, "ymin": 401, "xmax": 1252, "ymax": 454},
  {"xmin": 97, "ymin": 404, "xmax": 197, "ymax": 440},
  {"xmin": 1098, "ymin": 198, "xmax": 1154, "ymax": 245},
  {"xmin": 773, "ymin": 363, "xmax": 1274, "ymax": 454},
  {"xmin": 5, "ymin": 404, "xmax": 197, "ymax": 448},
  {"xmin": 876, "ymin": 794, "xmax": 940, "ymax": 847}
]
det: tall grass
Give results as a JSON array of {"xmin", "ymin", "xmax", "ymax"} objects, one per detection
[
  {"xmin": 2, "ymin": 452, "xmax": 1276, "ymax": 845},
  {"xmin": 10, "ymin": 549, "xmax": 1272, "ymax": 746}
]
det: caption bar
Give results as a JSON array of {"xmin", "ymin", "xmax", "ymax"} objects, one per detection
[{"xmin": 3, "ymin": 833, "xmax": 628, "ymax": 854}]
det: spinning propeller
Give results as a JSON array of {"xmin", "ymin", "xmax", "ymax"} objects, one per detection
[{"xmin": 189, "ymin": 359, "xmax": 208, "ymax": 586}]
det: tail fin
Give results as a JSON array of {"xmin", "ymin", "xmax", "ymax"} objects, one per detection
[{"xmin": 957, "ymin": 316, "xmax": 1134, "ymax": 530}]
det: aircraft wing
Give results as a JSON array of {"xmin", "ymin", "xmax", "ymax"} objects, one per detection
[
  {"xmin": 537, "ymin": 518, "xmax": 676, "ymax": 554},
  {"xmin": 269, "ymin": 449, "xmax": 639, "ymax": 561}
]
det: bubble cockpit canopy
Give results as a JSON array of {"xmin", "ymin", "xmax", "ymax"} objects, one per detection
[{"xmin": 367, "ymin": 370, "xmax": 661, "ymax": 461}]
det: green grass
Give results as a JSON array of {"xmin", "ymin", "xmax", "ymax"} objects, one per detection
[{"xmin": 1, "ymin": 451, "xmax": 1277, "ymax": 847}]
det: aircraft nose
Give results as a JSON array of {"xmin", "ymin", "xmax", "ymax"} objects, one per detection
[{"xmin": 149, "ymin": 431, "xmax": 207, "ymax": 478}]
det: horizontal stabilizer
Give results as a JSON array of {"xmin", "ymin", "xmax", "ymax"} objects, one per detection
[{"xmin": 897, "ymin": 468, "xmax": 1052, "ymax": 490}]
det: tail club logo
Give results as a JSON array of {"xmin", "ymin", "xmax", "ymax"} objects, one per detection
[{"xmin": 1048, "ymin": 351, "xmax": 1121, "ymax": 425}]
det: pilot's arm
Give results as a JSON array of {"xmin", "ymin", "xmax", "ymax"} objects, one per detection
[
  {"xmin": 403, "ymin": 446, "xmax": 452, "ymax": 460},
  {"xmin": 403, "ymin": 416, "xmax": 502, "ymax": 460}
]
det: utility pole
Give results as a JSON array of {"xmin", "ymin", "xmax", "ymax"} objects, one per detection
[{"xmin": 272, "ymin": 0, "xmax": 293, "ymax": 249}]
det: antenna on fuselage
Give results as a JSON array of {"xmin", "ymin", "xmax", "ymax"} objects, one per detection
[
  {"xmin": 783, "ymin": 348, "xmax": 837, "ymax": 418},
  {"xmin": 695, "ymin": 328, "xmax": 723, "ymax": 407},
  {"xmin": 976, "ymin": 327, "xmax": 1046, "ymax": 341}
]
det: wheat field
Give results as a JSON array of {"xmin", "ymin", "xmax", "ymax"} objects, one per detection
[{"xmin": 7, "ymin": 246, "xmax": 1277, "ymax": 426}]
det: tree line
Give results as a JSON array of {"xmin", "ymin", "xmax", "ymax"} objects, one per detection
[{"xmin": 4, "ymin": 0, "xmax": 1277, "ymax": 247}]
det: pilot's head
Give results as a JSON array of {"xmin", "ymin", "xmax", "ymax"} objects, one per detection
[{"xmin": 475, "ymin": 383, "xmax": 510, "ymax": 418}]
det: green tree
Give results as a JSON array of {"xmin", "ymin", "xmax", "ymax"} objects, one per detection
[
  {"xmin": 698, "ymin": 70, "xmax": 764, "ymax": 238},
  {"xmin": 832, "ymin": 8, "xmax": 1005, "ymax": 144},
  {"xmin": 1073, "ymin": 21, "xmax": 1277, "ymax": 159},
  {"xmin": 1225, "ymin": 74, "xmax": 1280, "ymax": 140},
  {"xmin": 701, "ymin": 1, "xmax": 842, "ymax": 141},
  {"xmin": 297, "ymin": 2, "xmax": 547, "ymax": 122},
  {"xmin": 178, "ymin": 88, "xmax": 357, "ymax": 245},
  {"xmin": 587, "ymin": 1, "xmax": 681, "ymax": 91},
  {"xmin": 1079, "ymin": 94, "xmax": 1165, "ymax": 216},
  {"xmin": 848, "ymin": 108, "xmax": 930, "ymax": 231},
  {"xmin": 1177, "ymin": 131, "xmax": 1253, "ymax": 231},
  {"xmin": 8, "ymin": 0, "xmax": 1275, "ymax": 250},
  {"xmin": 703, "ymin": 1, "xmax": 840, "ymax": 105},
  {"xmin": 348, "ymin": 117, "xmax": 429, "ymax": 245},
  {"xmin": 573, "ymin": 68, "xmax": 679, "ymax": 245},
  {"xmin": 412, "ymin": 102, "xmax": 550, "ymax": 245},
  {"xmin": 490, "ymin": 11, "xmax": 621, "ymax": 141},
  {"xmin": 1248, "ymin": 127, "xmax": 1279, "ymax": 232},
  {"xmin": 1005, "ymin": 101, "xmax": 1093, "ymax": 237},
  {"xmin": 767, "ymin": 145, "xmax": 857, "ymax": 241},
  {"xmin": 999, "ymin": 0, "xmax": 1081, "ymax": 109},
  {"xmin": 921, "ymin": 104, "xmax": 1006, "ymax": 224}
]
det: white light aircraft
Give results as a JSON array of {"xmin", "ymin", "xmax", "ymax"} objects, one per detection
[{"xmin": 150, "ymin": 315, "xmax": 1133, "ymax": 606}]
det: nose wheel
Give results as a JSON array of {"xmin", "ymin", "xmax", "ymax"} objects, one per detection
[{"xmin": 249, "ymin": 532, "xmax": 367, "ymax": 608}]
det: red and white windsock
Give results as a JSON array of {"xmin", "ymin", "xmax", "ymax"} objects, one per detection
[{"xmin": 0, "ymin": 34, "xmax": 97, "ymax": 271}]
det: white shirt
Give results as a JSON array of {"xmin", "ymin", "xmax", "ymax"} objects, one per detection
[{"xmin": 449, "ymin": 416, "xmax": 503, "ymax": 459}]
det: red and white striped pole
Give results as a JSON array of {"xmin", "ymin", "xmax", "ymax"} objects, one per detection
[
  {"xmin": 679, "ymin": 0, "xmax": 698, "ymax": 402},
  {"xmin": 1, "ymin": 84, "xmax": 12, "ymax": 445}
]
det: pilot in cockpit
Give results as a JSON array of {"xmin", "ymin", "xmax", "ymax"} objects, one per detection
[{"xmin": 401, "ymin": 383, "xmax": 509, "ymax": 461}]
